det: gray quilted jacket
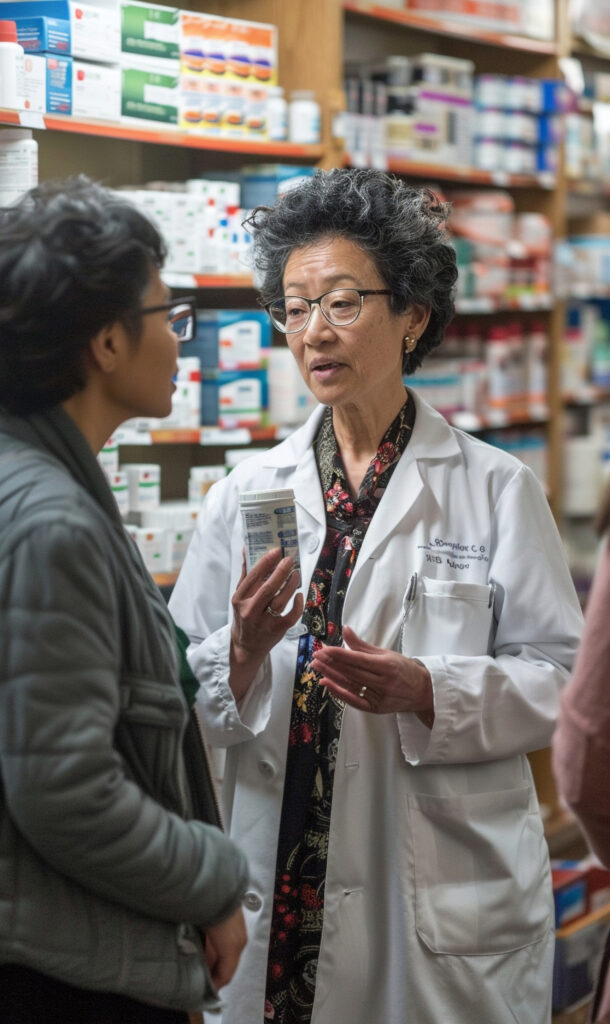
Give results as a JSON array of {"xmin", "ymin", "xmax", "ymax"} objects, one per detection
[{"xmin": 0, "ymin": 406, "xmax": 248, "ymax": 1012}]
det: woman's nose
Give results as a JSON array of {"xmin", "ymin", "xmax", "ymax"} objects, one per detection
[{"xmin": 302, "ymin": 303, "xmax": 334, "ymax": 344}]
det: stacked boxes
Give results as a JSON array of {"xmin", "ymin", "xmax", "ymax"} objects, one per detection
[
  {"xmin": 178, "ymin": 11, "xmax": 277, "ymax": 138},
  {"xmin": 192, "ymin": 310, "xmax": 271, "ymax": 429},
  {"xmin": 2, "ymin": 0, "xmax": 121, "ymax": 119},
  {"xmin": 117, "ymin": 178, "xmax": 251, "ymax": 276},
  {"xmin": 120, "ymin": 1, "xmax": 179, "ymax": 126},
  {"xmin": 473, "ymin": 74, "xmax": 569, "ymax": 175}
]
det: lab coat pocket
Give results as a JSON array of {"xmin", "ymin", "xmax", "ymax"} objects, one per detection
[
  {"xmin": 400, "ymin": 574, "xmax": 495, "ymax": 657},
  {"xmin": 408, "ymin": 786, "xmax": 551, "ymax": 956}
]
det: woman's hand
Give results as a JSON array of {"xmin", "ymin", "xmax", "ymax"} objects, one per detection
[
  {"xmin": 312, "ymin": 625, "xmax": 435, "ymax": 726},
  {"xmin": 229, "ymin": 547, "xmax": 304, "ymax": 702},
  {"xmin": 202, "ymin": 905, "xmax": 247, "ymax": 990}
]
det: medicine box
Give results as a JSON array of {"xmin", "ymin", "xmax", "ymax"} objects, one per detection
[
  {"xmin": 22, "ymin": 53, "xmax": 46, "ymax": 113},
  {"xmin": 0, "ymin": 1, "xmax": 120, "ymax": 62},
  {"xmin": 45, "ymin": 53, "xmax": 72, "ymax": 114},
  {"xmin": 178, "ymin": 10, "xmax": 277, "ymax": 86},
  {"xmin": 239, "ymin": 164, "xmax": 316, "ymax": 209},
  {"xmin": 73, "ymin": 60, "xmax": 120, "ymax": 121},
  {"xmin": 553, "ymin": 867, "xmax": 589, "ymax": 928},
  {"xmin": 120, "ymin": 56, "xmax": 179, "ymax": 125},
  {"xmin": 553, "ymin": 904, "xmax": 610, "ymax": 1011},
  {"xmin": 201, "ymin": 369, "xmax": 268, "ymax": 429},
  {"xmin": 120, "ymin": 1, "xmax": 179, "ymax": 62},
  {"xmin": 13, "ymin": 15, "xmax": 69, "ymax": 53},
  {"xmin": 193, "ymin": 310, "xmax": 271, "ymax": 371}
]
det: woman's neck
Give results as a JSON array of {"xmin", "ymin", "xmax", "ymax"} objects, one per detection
[{"xmin": 332, "ymin": 387, "xmax": 407, "ymax": 463}]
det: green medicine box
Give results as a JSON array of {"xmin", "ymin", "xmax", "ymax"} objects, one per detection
[
  {"xmin": 121, "ymin": 58, "xmax": 179, "ymax": 125},
  {"xmin": 121, "ymin": 1, "xmax": 179, "ymax": 61}
]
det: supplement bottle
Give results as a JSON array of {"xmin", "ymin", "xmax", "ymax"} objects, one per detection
[
  {"xmin": 267, "ymin": 85, "xmax": 288, "ymax": 141},
  {"xmin": 0, "ymin": 20, "xmax": 25, "ymax": 110},
  {"xmin": 0, "ymin": 128, "xmax": 38, "ymax": 206},
  {"xmin": 289, "ymin": 89, "xmax": 321, "ymax": 144}
]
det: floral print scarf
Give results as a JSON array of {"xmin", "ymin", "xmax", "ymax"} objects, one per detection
[{"xmin": 264, "ymin": 395, "xmax": 415, "ymax": 1024}]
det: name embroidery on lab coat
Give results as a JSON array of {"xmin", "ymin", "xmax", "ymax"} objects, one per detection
[{"xmin": 418, "ymin": 538, "xmax": 489, "ymax": 571}]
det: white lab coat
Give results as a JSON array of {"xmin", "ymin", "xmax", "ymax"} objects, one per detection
[{"xmin": 169, "ymin": 391, "xmax": 583, "ymax": 1024}]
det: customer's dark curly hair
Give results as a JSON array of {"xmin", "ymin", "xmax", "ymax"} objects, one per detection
[
  {"xmin": 243, "ymin": 168, "xmax": 457, "ymax": 374},
  {"xmin": 0, "ymin": 175, "xmax": 166, "ymax": 415}
]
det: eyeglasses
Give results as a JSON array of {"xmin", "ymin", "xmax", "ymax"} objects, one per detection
[
  {"xmin": 266, "ymin": 288, "xmax": 392, "ymax": 334},
  {"xmin": 140, "ymin": 296, "xmax": 197, "ymax": 343}
]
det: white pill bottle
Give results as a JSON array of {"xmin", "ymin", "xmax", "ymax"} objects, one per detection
[
  {"xmin": 289, "ymin": 89, "xmax": 321, "ymax": 144},
  {"xmin": 0, "ymin": 128, "xmax": 38, "ymax": 206},
  {"xmin": 239, "ymin": 487, "xmax": 301, "ymax": 573},
  {"xmin": 0, "ymin": 20, "xmax": 25, "ymax": 110}
]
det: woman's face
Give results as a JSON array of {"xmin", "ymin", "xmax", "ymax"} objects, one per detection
[
  {"xmin": 109, "ymin": 266, "xmax": 179, "ymax": 421},
  {"xmin": 281, "ymin": 236, "xmax": 424, "ymax": 414}
]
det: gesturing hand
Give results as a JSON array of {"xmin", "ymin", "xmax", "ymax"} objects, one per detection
[
  {"xmin": 203, "ymin": 905, "xmax": 247, "ymax": 990},
  {"xmin": 311, "ymin": 625, "xmax": 434, "ymax": 725},
  {"xmin": 229, "ymin": 547, "xmax": 304, "ymax": 701}
]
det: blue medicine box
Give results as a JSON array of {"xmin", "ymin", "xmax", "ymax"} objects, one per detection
[
  {"xmin": 193, "ymin": 310, "xmax": 271, "ymax": 371},
  {"xmin": 13, "ymin": 15, "xmax": 70, "ymax": 52},
  {"xmin": 239, "ymin": 164, "xmax": 316, "ymax": 210},
  {"xmin": 201, "ymin": 369, "xmax": 268, "ymax": 428},
  {"xmin": 45, "ymin": 53, "xmax": 72, "ymax": 114}
]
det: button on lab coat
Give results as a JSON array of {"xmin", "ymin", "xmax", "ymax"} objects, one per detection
[{"xmin": 169, "ymin": 390, "xmax": 583, "ymax": 1024}]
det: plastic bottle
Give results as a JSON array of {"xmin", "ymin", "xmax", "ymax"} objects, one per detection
[
  {"xmin": 267, "ymin": 85, "xmax": 288, "ymax": 141},
  {"xmin": 289, "ymin": 89, "xmax": 321, "ymax": 144},
  {"xmin": 0, "ymin": 20, "xmax": 25, "ymax": 111},
  {"xmin": 0, "ymin": 128, "xmax": 38, "ymax": 206}
]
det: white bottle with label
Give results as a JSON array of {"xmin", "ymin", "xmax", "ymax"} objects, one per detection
[
  {"xmin": 0, "ymin": 20, "xmax": 25, "ymax": 110},
  {"xmin": 267, "ymin": 85, "xmax": 288, "ymax": 141},
  {"xmin": 289, "ymin": 89, "xmax": 321, "ymax": 144},
  {"xmin": 0, "ymin": 128, "xmax": 38, "ymax": 206}
]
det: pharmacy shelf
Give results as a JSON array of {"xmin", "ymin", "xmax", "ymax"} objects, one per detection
[
  {"xmin": 115, "ymin": 424, "xmax": 285, "ymax": 447},
  {"xmin": 382, "ymin": 157, "xmax": 556, "ymax": 189},
  {"xmin": 342, "ymin": 1, "xmax": 558, "ymax": 54},
  {"xmin": 455, "ymin": 295, "xmax": 554, "ymax": 314},
  {"xmin": 449, "ymin": 410, "xmax": 549, "ymax": 432},
  {"xmin": 163, "ymin": 272, "xmax": 254, "ymax": 290},
  {"xmin": 566, "ymin": 179, "xmax": 610, "ymax": 197},
  {"xmin": 0, "ymin": 109, "xmax": 323, "ymax": 159},
  {"xmin": 563, "ymin": 387, "xmax": 610, "ymax": 406}
]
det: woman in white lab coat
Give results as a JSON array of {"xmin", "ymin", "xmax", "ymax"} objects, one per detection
[{"xmin": 170, "ymin": 169, "xmax": 583, "ymax": 1024}]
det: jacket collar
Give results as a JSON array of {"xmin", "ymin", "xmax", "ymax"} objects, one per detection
[{"xmin": 0, "ymin": 405, "xmax": 122, "ymax": 525}]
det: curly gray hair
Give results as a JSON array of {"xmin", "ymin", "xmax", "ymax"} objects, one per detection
[{"xmin": 243, "ymin": 167, "xmax": 458, "ymax": 374}]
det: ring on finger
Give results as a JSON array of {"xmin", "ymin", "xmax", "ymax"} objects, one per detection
[
  {"xmin": 265, "ymin": 605, "xmax": 282, "ymax": 618},
  {"xmin": 359, "ymin": 685, "xmax": 368, "ymax": 698}
]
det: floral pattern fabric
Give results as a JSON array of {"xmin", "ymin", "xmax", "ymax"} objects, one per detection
[{"xmin": 264, "ymin": 396, "xmax": 415, "ymax": 1024}]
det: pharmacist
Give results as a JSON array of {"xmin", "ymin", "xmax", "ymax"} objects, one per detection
[{"xmin": 170, "ymin": 168, "xmax": 583, "ymax": 1024}]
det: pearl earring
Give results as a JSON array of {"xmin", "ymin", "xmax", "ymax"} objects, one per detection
[{"xmin": 404, "ymin": 334, "xmax": 417, "ymax": 353}]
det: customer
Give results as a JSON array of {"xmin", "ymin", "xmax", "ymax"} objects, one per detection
[
  {"xmin": 170, "ymin": 167, "xmax": 583, "ymax": 1024},
  {"xmin": 0, "ymin": 177, "xmax": 248, "ymax": 1024},
  {"xmin": 553, "ymin": 484, "xmax": 610, "ymax": 1023}
]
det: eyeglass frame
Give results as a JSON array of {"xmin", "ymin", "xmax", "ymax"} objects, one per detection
[
  {"xmin": 139, "ymin": 295, "xmax": 197, "ymax": 342},
  {"xmin": 265, "ymin": 288, "xmax": 392, "ymax": 334}
]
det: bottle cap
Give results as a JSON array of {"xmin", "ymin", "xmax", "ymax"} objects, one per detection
[{"xmin": 0, "ymin": 20, "xmax": 18, "ymax": 43}]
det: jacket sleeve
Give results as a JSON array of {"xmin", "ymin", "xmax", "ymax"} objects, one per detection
[
  {"xmin": 398, "ymin": 465, "xmax": 584, "ymax": 765},
  {"xmin": 552, "ymin": 540, "xmax": 610, "ymax": 866},
  {"xmin": 0, "ymin": 520, "xmax": 248, "ymax": 927},
  {"xmin": 169, "ymin": 481, "xmax": 274, "ymax": 747}
]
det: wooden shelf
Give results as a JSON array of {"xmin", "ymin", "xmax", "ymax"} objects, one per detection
[
  {"xmin": 455, "ymin": 295, "xmax": 554, "ymax": 314},
  {"xmin": 163, "ymin": 272, "xmax": 254, "ymax": 290},
  {"xmin": 383, "ymin": 157, "xmax": 555, "ymax": 189},
  {"xmin": 342, "ymin": 1, "xmax": 557, "ymax": 53},
  {"xmin": 0, "ymin": 109, "xmax": 323, "ymax": 159}
]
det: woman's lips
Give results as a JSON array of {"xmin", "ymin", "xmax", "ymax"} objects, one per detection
[{"xmin": 311, "ymin": 361, "xmax": 345, "ymax": 380}]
